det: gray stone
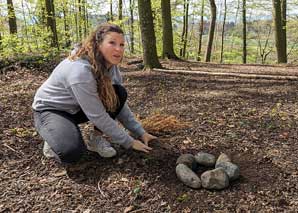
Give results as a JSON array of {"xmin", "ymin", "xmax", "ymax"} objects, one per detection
[
  {"xmin": 216, "ymin": 153, "xmax": 231, "ymax": 166},
  {"xmin": 215, "ymin": 161, "xmax": 240, "ymax": 181},
  {"xmin": 176, "ymin": 154, "xmax": 197, "ymax": 171},
  {"xmin": 201, "ymin": 168, "xmax": 229, "ymax": 190},
  {"xmin": 194, "ymin": 152, "xmax": 216, "ymax": 167},
  {"xmin": 176, "ymin": 164, "xmax": 201, "ymax": 189}
]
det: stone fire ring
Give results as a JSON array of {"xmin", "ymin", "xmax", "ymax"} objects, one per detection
[{"xmin": 175, "ymin": 152, "xmax": 240, "ymax": 190}]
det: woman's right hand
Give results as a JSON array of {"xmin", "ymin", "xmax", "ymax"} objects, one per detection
[{"xmin": 131, "ymin": 140, "xmax": 152, "ymax": 153}]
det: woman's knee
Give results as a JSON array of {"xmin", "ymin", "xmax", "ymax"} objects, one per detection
[
  {"xmin": 57, "ymin": 145, "xmax": 85, "ymax": 163},
  {"xmin": 34, "ymin": 110, "xmax": 86, "ymax": 163}
]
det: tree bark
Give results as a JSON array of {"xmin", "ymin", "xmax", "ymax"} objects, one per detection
[
  {"xmin": 45, "ymin": 0, "xmax": 59, "ymax": 48},
  {"xmin": 129, "ymin": 0, "xmax": 134, "ymax": 54},
  {"xmin": 180, "ymin": 0, "xmax": 189, "ymax": 58},
  {"xmin": 161, "ymin": 0, "xmax": 179, "ymax": 59},
  {"xmin": 137, "ymin": 0, "xmax": 162, "ymax": 69},
  {"xmin": 7, "ymin": 0, "xmax": 18, "ymax": 34},
  {"xmin": 110, "ymin": 0, "xmax": 113, "ymax": 21},
  {"xmin": 205, "ymin": 0, "xmax": 216, "ymax": 62},
  {"xmin": 78, "ymin": 0, "xmax": 82, "ymax": 40},
  {"xmin": 118, "ymin": 0, "xmax": 123, "ymax": 21},
  {"xmin": 272, "ymin": 0, "xmax": 287, "ymax": 63},
  {"xmin": 242, "ymin": 0, "xmax": 247, "ymax": 64},
  {"xmin": 62, "ymin": 0, "xmax": 71, "ymax": 47},
  {"xmin": 197, "ymin": 0, "xmax": 205, "ymax": 61},
  {"xmin": 220, "ymin": 0, "xmax": 227, "ymax": 63}
]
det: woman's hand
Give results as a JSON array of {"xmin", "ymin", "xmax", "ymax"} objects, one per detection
[
  {"xmin": 131, "ymin": 140, "xmax": 152, "ymax": 153},
  {"xmin": 140, "ymin": 132, "xmax": 157, "ymax": 146}
]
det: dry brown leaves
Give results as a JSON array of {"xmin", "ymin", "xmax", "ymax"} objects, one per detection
[{"xmin": 140, "ymin": 113, "xmax": 192, "ymax": 134}]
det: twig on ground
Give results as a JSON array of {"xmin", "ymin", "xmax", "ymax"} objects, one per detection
[
  {"xmin": 130, "ymin": 208, "xmax": 149, "ymax": 213},
  {"xmin": 97, "ymin": 181, "xmax": 106, "ymax": 197}
]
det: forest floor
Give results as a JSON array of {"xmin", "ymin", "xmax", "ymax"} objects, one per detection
[{"xmin": 1, "ymin": 58, "xmax": 298, "ymax": 212}]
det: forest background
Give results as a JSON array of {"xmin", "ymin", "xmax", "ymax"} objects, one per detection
[{"xmin": 1, "ymin": 0, "xmax": 298, "ymax": 66}]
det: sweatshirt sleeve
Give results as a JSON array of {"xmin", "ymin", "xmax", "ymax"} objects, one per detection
[
  {"xmin": 116, "ymin": 103, "xmax": 145, "ymax": 138},
  {"xmin": 69, "ymin": 81, "xmax": 134, "ymax": 149}
]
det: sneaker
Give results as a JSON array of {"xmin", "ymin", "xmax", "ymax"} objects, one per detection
[
  {"xmin": 86, "ymin": 134, "xmax": 117, "ymax": 158},
  {"xmin": 43, "ymin": 141, "xmax": 57, "ymax": 159}
]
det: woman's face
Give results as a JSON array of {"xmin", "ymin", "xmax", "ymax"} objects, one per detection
[{"xmin": 99, "ymin": 32, "xmax": 125, "ymax": 68}]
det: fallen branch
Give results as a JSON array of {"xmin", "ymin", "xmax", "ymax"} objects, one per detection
[{"xmin": 153, "ymin": 68, "xmax": 298, "ymax": 81}]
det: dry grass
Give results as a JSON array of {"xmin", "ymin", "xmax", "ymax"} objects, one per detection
[{"xmin": 140, "ymin": 113, "xmax": 192, "ymax": 134}]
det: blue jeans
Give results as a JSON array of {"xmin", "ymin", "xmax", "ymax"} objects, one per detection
[{"xmin": 33, "ymin": 85, "xmax": 127, "ymax": 163}]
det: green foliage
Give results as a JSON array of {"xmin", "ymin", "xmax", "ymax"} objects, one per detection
[{"xmin": 1, "ymin": 0, "xmax": 298, "ymax": 64}]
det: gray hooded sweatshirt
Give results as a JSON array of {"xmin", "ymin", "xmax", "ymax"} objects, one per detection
[{"xmin": 32, "ymin": 58, "xmax": 145, "ymax": 149}]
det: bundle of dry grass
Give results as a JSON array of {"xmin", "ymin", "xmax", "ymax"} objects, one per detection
[{"xmin": 141, "ymin": 113, "xmax": 192, "ymax": 134}]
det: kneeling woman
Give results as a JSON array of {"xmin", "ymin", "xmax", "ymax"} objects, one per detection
[{"xmin": 32, "ymin": 23, "xmax": 156, "ymax": 163}]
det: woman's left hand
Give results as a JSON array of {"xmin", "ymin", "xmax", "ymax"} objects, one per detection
[{"xmin": 140, "ymin": 132, "xmax": 157, "ymax": 146}]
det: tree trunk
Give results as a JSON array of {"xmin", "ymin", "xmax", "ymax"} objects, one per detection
[
  {"xmin": 45, "ymin": 0, "xmax": 59, "ymax": 48},
  {"xmin": 118, "ymin": 0, "xmax": 123, "ymax": 21},
  {"xmin": 220, "ymin": 0, "xmax": 227, "ymax": 63},
  {"xmin": 7, "ymin": 0, "xmax": 18, "ymax": 34},
  {"xmin": 129, "ymin": 0, "xmax": 134, "ymax": 54},
  {"xmin": 82, "ymin": 0, "xmax": 87, "ymax": 37},
  {"xmin": 180, "ymin": 0, "xmax": 189, "ymax": 58},
  {"xmin": 78, "ymin": 0, "xmax": 82, "ymax": 41},
  {"xmin": 161, "ymin": 0, "xmax": 179, "ymax": 59},
  {"xmin": 110, "ymin": 0, "xmax": 113, "ymax": 21},
  {"xmin": 137, "ymin": 0, "xmax": 162, "ymax": 69},
  {"xmin": 197, "ymin": 0, "xmax": 205, "ymax": 61},
  {"xmin": 272, "ymin": 0, "xmax": 287, "ymax": 63},
  {"xmin": 242, "ymin": 0, "xmax": 247, "ymax": 64},
  {"xmin": 62, "ymin": 0, "xmax": 71, "ymax": 47},
  {"xmin": 0, "ymin": 33, "xmax": 2, "ymax": 50},
  {"xmin": 205, "ymin": 0, "xmax": 216, "ymax": 62},
  {"xmin": 281, "ymin": 0, "xmax": 287, "ymax": 58}
]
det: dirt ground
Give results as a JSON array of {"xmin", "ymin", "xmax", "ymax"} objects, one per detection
[{"xmin": 1, "ymin": 59, "xmax": 298, "ymax": 212}]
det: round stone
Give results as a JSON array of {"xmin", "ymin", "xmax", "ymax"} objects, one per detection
[
  {"xmin": 215, "ymin": 161, "xmax": 240, "ymax": 181},
  {"xmin": 216, "ymin": 153, "xmax": 231, "ymax": 166},
  {"xmin": 194, "ymin": 152, "xmax": 216, "ymax": 167},
  {"xmin": 176, "ymin": 154, "xmax": 197, "ymax": 171},
  {"xmin": 201, "ymin": 168, "xmax": 229, "ymax": 190},
  {"xmin": 176, "ymin": 164, "xmax": 201, "ymax": 189}
]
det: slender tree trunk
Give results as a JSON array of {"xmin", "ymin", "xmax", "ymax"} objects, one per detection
[
  {"xmin": 161, "ymin": 0, "xmax": 179, "ymax": 59},
  {"xmin": 182, "ymin": 0, "xmax": 189, "ymax": 58},
  {"xmin": 137, "ymin": 0, "xmax": 162, "ymax": 68},
  {"xmin": 82, "ymin": 0, "xmax": 87, "ymax": 37},
  {"xmin": 272, "ymin": 0, "xmax": 287, "ymax": 63},
  {"xmin": 74, "ymin": 0, "xmax": 79, "ymax": 42},
  {"xmin": 220, "ymin": 0, "xmax": 227, "ymax": 63},
  {"xmin": 0, "ymin": 33, "xmax": 2, "ymax": 50},
  {"xmin": 281, "ymin": 0, "xmax": 287, "ymax": 60},
  {"xmin": 78, "ymin": 0, "xmax": 82, "ymax": 41},
  {"xmin": 85, "ymin": 1, "xmax": 89, "ymax": 32},
  {"xmin": 129, "ymin": 0, "xmax": 134, "ymax": 54},
  {"xmin": 180, "ymin": 0, "xmax": 189, "ymax": 58},
  {"xmin": 110, "ymin": 0, "xmax": 113, "ymax": 21},
  {"xmin": 62, "ymin": 0, "xmax": 71, "ymax": 47},
  {"xmin": 7, "ymin": 0, "xmax": 17, "ymax": 34},
  {"xmin": 197, "ymin": 0, "xmax": 205, "ymax": 61},
  {"xmin": 45, "ymin": 0, "xmax": 59, "ymax": 48},
  {"xmin": 242, "ymin": 0, "xmax": 247, "ymax": 64},
  {"xmin": 118, "ymin": 0, "xmax": 123, "ymax": 21},
  {"xmin": 205, "ymin": 0, "xmax": 216, "ymax": 62}
]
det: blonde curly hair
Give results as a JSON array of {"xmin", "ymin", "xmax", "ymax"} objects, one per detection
[{"xmin": 69, "ymin": 23, "xmax": 124, "ymax": 112}]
